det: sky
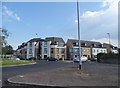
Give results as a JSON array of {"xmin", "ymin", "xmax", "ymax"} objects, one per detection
[{"xmin": 1, "ymin": 0, "xmax": 119, "ymax": 49}]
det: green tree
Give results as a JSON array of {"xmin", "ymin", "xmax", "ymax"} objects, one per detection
[
  {"xmin": 0, "ymin": 28, "xmax": 9, "ymax": 46},
  {"xmin": 2, "ymin": 45, "xmax": 13, "ymax": 55},
  {"xmin": 0, "ymin": 28, "xmax": 9, "ymax": 57}
]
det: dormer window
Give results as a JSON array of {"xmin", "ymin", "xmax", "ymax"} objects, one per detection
[
  {"xmin": 73, "ymin": 42, "xmax": 76, "ymax": 46},
  {"xmin": 91, "ymin": 44, "xmax": 94, "ymax": 47},
  {"xmin": 91, "ymin": 43, "xmax": 96, "ymax": 47},
  {"xmin": 94, "ymin": 44, "xmax": 96, "ymax": 47},
  {"xmin": 99, "ymin": 44, "xmax": 102, "ymax": 48},
  {"xmin": 102, "ymin": 44, "xmax": 103, "ymax": 47},
  {"xmin": 76, "ymin": 42, "xmax": 78, "ymax": 46},
  {"xmin": 73, "ymin": 42, "xmax": 79, "ymax": 46},
  {"xmin": 82, "ymin": 43, "xmax": 87, "ymax": 46}
]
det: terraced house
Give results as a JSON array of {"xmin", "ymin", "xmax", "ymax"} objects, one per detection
[
  {"xmin": 66, "ymin": 39, "xmax": 91, "ymax": 60},
  {"xmin": 66, "ymin": 39, "xmax": 108, "ymax": 60}
]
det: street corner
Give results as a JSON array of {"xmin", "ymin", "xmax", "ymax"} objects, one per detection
[{"xmin": 7, "ymin": 65, "xmax": 119, "ymax": 86}]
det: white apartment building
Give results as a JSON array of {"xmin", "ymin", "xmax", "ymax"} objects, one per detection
[
  {"xmin": 27, "ymin": 42, "xmax": 35, "ymax": 59},
  {"xmin": 41, "ymin": 41, "xmax": 51, "ymax": 59},
  {"xmin": 26, "ymin": 38, "xmax": 41, "ymax": 59}
]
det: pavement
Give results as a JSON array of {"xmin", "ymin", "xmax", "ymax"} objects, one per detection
[{"xmin": 7, "ymin": 62, "xmax": 119, "ymax": 87}]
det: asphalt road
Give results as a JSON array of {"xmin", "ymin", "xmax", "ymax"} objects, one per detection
[{"xmin": 2, "ymin": 60, "xmax": 72, "ymax": 88}]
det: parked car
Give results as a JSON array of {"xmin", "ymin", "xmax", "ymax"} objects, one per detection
[
  {"xmin": 73, "ymin": 56, "xmax": 88, "ymax": 63},
  {"xmin": 46, "ymin": 57, "xmax": 58, "ymax": 61},
  {"xmin": 10, "ymin": 56, "xmax": 20, "ymax": 60}
]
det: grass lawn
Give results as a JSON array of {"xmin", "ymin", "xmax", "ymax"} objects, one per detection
[{"xmin": 0, "ymin": 58, "xmax": 35, "ymax": 66}]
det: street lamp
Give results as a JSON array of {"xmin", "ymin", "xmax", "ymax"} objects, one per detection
[
  {"xmin": 77, "ymin": 0, "xmax": 82, "ymax": 70},
  {"xmin": 0, "ymin": 28, "xmax": 2, "ymax": 58},
  {"xmin": 107, "ymin": 33, "xmax": 111, "ymax": 53}
]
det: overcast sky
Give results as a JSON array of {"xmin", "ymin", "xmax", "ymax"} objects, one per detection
[{"xmin": 1, "ymin": 0, "xmax": 119, "ymax": 49}]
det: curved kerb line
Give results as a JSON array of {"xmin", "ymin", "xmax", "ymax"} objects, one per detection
[{"xmin": 8, "ymin": 78, "xmax": 61, "ymax": 87}]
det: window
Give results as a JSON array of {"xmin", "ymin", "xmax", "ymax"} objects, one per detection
[
  {"xmin": 76, "ymin": 42, "xmax": 78, "ymax": 46},
  {"xmin": 29, "ymin": 48, "xmax": 32, "ymax": 54},
  {"xmin": 104, "ymin": 50, "xmax": 106, "ymax": 53},
  {"xmin": 57, "ymin": 55, "xmax": 59, "ymax": 58},
  {"xmin": 29, "ymin": 42, "xmax": 32, "ymax": 47},
  {"xmin": 82, "ymin": 43, "xmax": 86, "ymax": 46},
  {"xmin": 44, "ymin": 48, "xmax": 47, "ymax": 54},
  {"xmin": 74, "ymin": 48, "xmax": 78, "ymax": 52},
  {"xmin": 62, "ymin": 55, "xmax": 64, "ymax": 58},
  {"xmin": 97, "ymin": 50, "xmax": 99, "ymax": 52},
  {"xmin": 58, "ymin": 42, "xmax": 64, "ymax": 47},
  {"xmin": 44, "ymin": 42, "xmax": 47, "ymax": 47},
  {"xmin": 69, "ymin": 48, "xmax": 72, "ymax": 52},
  {"xmin": 94, "ymin": 44, "xmax": 96, "ymax": 47},
  {"xmin": 94, "ymin": 49, "xmax": 96, "ymax": 53},
  {"xmin": 84, "ymin": 49, "xmax": 86, "ymax": 52},
  {"xmin": 92, "ymin": 44, "xmax": 94, "ymax": 47},
  {"xmin": 57, "ymin": 48, "xmax": 59, "ymax": 54},
  {"xmin": 51, "ymin": 48, "xmax": 53, "ymax": 53},
  {"xmin": 61, "ymin": 48, "xmax": 64, "ymax": 53}
]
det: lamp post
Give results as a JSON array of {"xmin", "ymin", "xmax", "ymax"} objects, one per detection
[
  {"xmin": 77, "ymin": 0, "xmax": 82, "ymax": 70},
  {"xmin": 107, "ymin": 33, "xmax": 111, "ymax": 53},
  {"xmin": 0, "ymin": 28, "xmax": 2, "ymax": 58}
]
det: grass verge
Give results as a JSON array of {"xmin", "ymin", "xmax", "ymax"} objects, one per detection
[{"xmin": 0, "ymin": 58, "xmax": 35, "ymax": 66}]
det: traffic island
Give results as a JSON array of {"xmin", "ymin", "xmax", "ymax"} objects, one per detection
[{"xmin": 8, "ymin": 62, "xmax": 118, "ymax": 86}]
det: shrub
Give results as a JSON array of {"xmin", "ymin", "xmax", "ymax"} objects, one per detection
[
  {"xmin": 97, "ymin": 53, "xmax": 106, "ymax": 62},
  {"xmin": 20, "ymin": 58, "xmax": 25, "ymax": 60},
  {"xmin": 97, "ymin": 53, "xmax": 118, "ymax": 64}
]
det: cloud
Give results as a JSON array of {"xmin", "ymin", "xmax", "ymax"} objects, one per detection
[
  {"xmin": 2, "ymin": 5, "xmax": 21, "ymax": 21},
  {"xmin": 76, "ymin": 0, "xmax": 119, "ymax": 46}
]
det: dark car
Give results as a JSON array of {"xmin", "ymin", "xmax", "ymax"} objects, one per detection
[{"xmin": 46, "ymin": 57, "xmax": 58, "ymax": 61}]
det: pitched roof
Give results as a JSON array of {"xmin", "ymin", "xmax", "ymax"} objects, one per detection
[
  {"xmin": 103, "ymin": 43, "xmax": 118, "ymax": 49},
  {"xmin": 45, "ymin": 37, "xmax": 65, "ymax": 44},
  {"xmin": 28, "ymin": 38, "xmax": 44, "ymax": 42},
  {"xmin": 67, "ymin": 39, "xmax": 102, "ymax": 48}
]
